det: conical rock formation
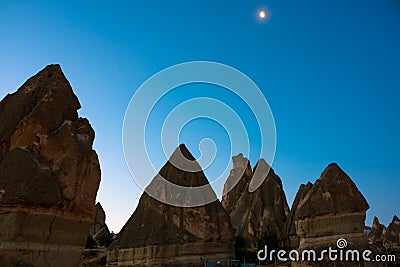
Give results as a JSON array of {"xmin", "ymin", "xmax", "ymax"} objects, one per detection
[
  {"xmin": 107, "ymin": 145, "xmax": 234, "ymax": 267},
  {"xmin": 387, "ymin": 215, "xmax": 400, "ymax": 244},
  {"xmin": 292, "ymin": 163, "xmax": 379, "ymax": 266}
]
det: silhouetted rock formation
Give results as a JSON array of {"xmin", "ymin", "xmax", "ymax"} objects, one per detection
[
  {"xmin": 221, "ymin": 153, "xmax": 290, "ymax": 250},
  {"xmin": 292, "ymin": 163, "xmax": 378, "ymax": 267},
  {"xmin": 107, "ymin": 144, "xmax": 234, "ymax": 267},
  {"xmin": 366, "ymin": 215, "xmax": 400, "ymax": 260},
  {"xmin": 0, "ymin": 65, "xmax": 101, "ymax": 267},
  {"xmin": 367, "ymin": 217, "xmax": 387, "ymax": 249},
  {"xmin": 89, "ymin": 202, "xmax": 111, "ymax": 246},
  {"xmin": 387, "ymin": 216, "xmax": 400, "ymax": 244},
  {"xmin": 283, "ymin": 181, "xmax": 313, "ymax": 249},
  {"xmin": 385, "ymin": 215, "xmax": 400, "ymax": 260}
]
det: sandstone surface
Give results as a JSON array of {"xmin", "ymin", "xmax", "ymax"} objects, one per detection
[
  {"xmin": 0, "ymin": 65, "xmax": 101, "ymax": 267},
  {"xmin": 292, "ymin": 163, "xmax": 380, "ymax": 266},
  {"xmin": 221, "ymin": 153, "xmax": 290, "ymax": 250},
  {"xmin": 387, "ymin": 216, "xmax": 400, "ymax": 244},
  {"xmin": 89, "ymin": 202, "xmax": 111, "ymax": 245},
  {"xmin": 283, "ymin": 181, "xmax": 313, "ymax": 249},
  {"xmin": 367, "ymin": 217, "xmax": 386, "ymax": 249},
  {"xmin": 107, "ymin": 144, "xmax": 234, "ymax": 267}
]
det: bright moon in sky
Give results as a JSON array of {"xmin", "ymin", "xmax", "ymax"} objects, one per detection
[{"xmin": 259, "ymin": 10, "xmax": 266, "ymax": 19}]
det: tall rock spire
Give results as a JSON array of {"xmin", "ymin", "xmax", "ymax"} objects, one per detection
[
  {"xmin": 0, "ymin": 65, "xmax": 101, "ymax": 267},
  {"xmin": 222, "ymin": 154, "xmax": 290, "ymax": 250}
]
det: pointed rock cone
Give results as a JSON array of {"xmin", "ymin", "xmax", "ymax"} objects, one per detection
[
  {"xmin": 387, "ymin": 215, "xmax": 400, "ymax": 243},
  {"xmin": 295, "ymin": 163, "xmax": 369, "ymax": 220},
  {"xmin": 293, "ymin": 163, "xmax": 371, "ymax": 262},
  {"xmin": 144, "ymin": 144, "xmax": 219, "ymax": 207},
  {"xmin": 108, "ymin": 144, "xmax": 234, "ymax": 267}
]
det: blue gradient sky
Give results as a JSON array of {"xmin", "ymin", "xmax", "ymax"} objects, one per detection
[{"xmin": 0, "ymin": 1, "xmax": 399, "ymax": 232}]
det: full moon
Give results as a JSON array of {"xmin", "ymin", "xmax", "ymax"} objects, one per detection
[{"xmin": 259, "ymin": 10, "xmax": 266, "ymax": 19}]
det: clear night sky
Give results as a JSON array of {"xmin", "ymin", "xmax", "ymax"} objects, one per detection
[{"xmin": 1, "ymin": 1, "xmax": 399, "ymax": 232}]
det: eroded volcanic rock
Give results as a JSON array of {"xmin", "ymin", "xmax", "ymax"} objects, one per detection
[
  {"xmin": 367, "ymin": 217, "xmax": 387, "ymax": 249},
  {"xmin": 89, "ymin": 202, "xmax": 111, "ymax": 245},
  {"xmin": 385, "ymin": 215, "xmax": 400, "ymax": 262},
  {"xmin": 107, "ymin": 144, "xmax": 234, "ymax": 267},
  {"xmin": 295, "ymin": 163, "xmax": 369, "ymax": 220},
  {"xmin": 292, "ymin": 163, "xmax": 376, "ymax": 266},
  {"xmin": 365, "ymin": 215, "xmax": 400, "ymax": 263},
  {"xmin": 0, "ymin": 65, "xmax": 101, "ymax": 267},
  {"xmin": 221, "ymin": 153, "xmax": 290, "ymax": 250},
  {"xmin": 283, "ymin": 181, "xmax": 313, "ymax": 249},
  {"xmin": 387, "ymin": 215, "xmax": 400, "ymax": 244}
]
